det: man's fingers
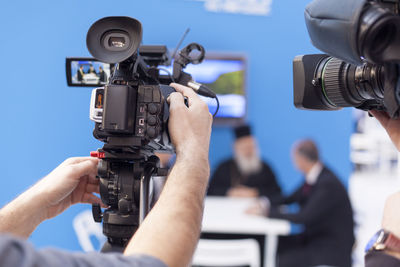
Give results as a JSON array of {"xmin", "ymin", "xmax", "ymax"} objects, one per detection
[
  {"xmin": 170, "ymin": 83, "xmax": 204, "ymax": 107},
  {"xmin": 82, "ymin": 193, "xmax": 108, "ymax": 208},
  {"xmin": 168, "ymin": 92, "xmax": 186, "ymax": 109},
  {"xmin": 86, "ymin": 183, "xmax": 100, "ymax": 194},
  {"xmin": 63, "ymin": 157, "xmax": 99, "ymax": 165},
  {"xmin": 88, "ymin": 173, "xmax": 98, "ymax": 184},
  {"xmin": 82, "ymin": 193, "xmax": 102, "ymax": 205},
  {"xmin": 68, "ymin": 159, "xmax": 98, "ymax": 179}
]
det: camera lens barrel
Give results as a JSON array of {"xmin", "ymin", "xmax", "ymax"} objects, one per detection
[
  {"xmin": 322, "ymin": 58, "xmax": 359, "ymax": 107},
  {"xmin": 318, "ymin": 57, "xmax": 385, "ymax": 108}
]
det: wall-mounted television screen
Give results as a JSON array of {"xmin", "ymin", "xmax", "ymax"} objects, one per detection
[{"xmin": 162, "ymin": 54, "xmax": 247, "ymax": 125}]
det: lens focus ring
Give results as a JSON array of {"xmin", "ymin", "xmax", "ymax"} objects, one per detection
[{"xmin": 323, "ymin": 58, "xmax": 354, "ymax": 107}]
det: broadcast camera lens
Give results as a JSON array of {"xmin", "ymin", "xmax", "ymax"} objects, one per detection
[{"xmin": 293, "ymin": 54, "xmax": 388, "ymax": 111}]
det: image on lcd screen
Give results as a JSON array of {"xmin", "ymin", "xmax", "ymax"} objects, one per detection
[
  {"xmin": 161, "ymin": 58, "xmax": 246, "ymax": 119},
  {"xmin": 70, "ymin": 60, "xmax": 112, "ymax": 85}
]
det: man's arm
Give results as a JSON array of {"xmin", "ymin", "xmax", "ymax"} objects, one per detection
[
  {"xmin": 123, "ymin": 83, "xmax": 213, "ymax": 267},
  {"xmin": 0, "ymin": 234, "xmax": 167, "ymax": 267},
  {"xmin": 268, "ymin": 182, "xmax": 337, "ymax": 224},
  {"xmin": 0, "ymin": 157, "xmax": 102, "ymax": 238}
]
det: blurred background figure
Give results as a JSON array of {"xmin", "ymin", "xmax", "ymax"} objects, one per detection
[
  {"xmin": 207, "ymin": 124, "xmax": 281, "ymax": 200},
  {"xmin": 247, "ymin": 139, "xmax": 355, "ymax": 267},
  {"xmin": 98, "ymin": 66, "xmax": 107, "ymax": 83}
]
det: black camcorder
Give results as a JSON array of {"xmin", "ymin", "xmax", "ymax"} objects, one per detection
[
  {"xmin": 66, "ymin": 16, "xmax": 217, "ymax": 252},
  {"xmin": 293, "ymin": 0, "xmax": 400, "ymax": 117}
]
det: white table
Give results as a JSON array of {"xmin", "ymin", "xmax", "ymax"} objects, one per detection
[{"xmin": 201, "ymin": 197, "xmax": 291, "ymax": 267}]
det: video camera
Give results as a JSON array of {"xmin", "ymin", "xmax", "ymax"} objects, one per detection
[
  {"xmin": 66, "ymin": 16, "xmax": 217, "ymax": 252},
  {"xmin": 293, "ymin": 0, "xmax": 400, "ymax": 118}
]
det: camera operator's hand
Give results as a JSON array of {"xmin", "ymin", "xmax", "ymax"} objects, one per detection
[
  {"xmin": 167, "ymin": 83, "xmax": 213, "ymax": 160},
  {"xmin": 34, "ymin": 157, "xmax": 102, "ymax": 219},
  {"xmin": 0, "ymin": 157, "xmax": 102, "ymax": 238},
  {"xmin": 370, "ymin": 110, "xmax": 400, "ymax": 151}
]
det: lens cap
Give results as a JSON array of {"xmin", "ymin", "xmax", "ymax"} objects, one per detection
[{"xmin": 87, "ymin": 17, "xmax": 142, "ymax": 63}]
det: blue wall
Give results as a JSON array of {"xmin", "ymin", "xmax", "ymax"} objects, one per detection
[{"xmin": 0, "ymin": 0, "xmax": 352, "ymax": 250}]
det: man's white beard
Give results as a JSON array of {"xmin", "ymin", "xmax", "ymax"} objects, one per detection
[{"xmin": 235, "ymin": 152, "xmax": 262, "ymax": 176}]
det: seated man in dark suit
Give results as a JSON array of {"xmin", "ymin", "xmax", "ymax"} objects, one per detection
[
  {"xmin": 207, "ymin": 125, "xmax": 281, "ymax": 200},
  {"xmin": 77, "ymin": 65, "xmax": 84, "ymax": 82},
  {"xmin": 247, "ymin": 139, "xmax": 355, "ymax": 267}
]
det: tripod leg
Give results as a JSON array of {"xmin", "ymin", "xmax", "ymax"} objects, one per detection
[
  {"xmin": 139, "ymin": 168, "xmax": 153, "ymax": 224},
  {"xmin": 101, "ymin": 240, "xmax": 125, "ymax": 253}
]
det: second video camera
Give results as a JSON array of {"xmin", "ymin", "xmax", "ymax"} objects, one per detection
[{"xmin": 293, "ymin": 0, "xmax": 400, "ymax": 117}]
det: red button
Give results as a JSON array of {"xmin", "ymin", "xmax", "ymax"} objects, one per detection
[{"xmin": 90, "ymin": 151, "xmax": 105, "ymax": 158}]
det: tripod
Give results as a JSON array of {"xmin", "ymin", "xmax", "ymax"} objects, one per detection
[{"xmin": 91, "ymin": 151, "xmax": 168, "ymax": 252}]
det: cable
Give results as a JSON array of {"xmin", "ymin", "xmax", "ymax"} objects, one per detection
[
  {"xmin": 213, "ymin": 96, "xmax": 220, "ymax": 118},
  {"xmin": 157, "ymin": 67, "xmax": 175, "ymax": 83}
]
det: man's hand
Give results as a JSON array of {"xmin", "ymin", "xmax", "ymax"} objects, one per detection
[
  {"xmin": 168, "ymin": 83, "xmax": 213, "ymax": 161},
  {"xmin": 370, "ymin": 110, "xmax": 400, "ymax": 151},
  {"xmin": 245, "ymin": 199, "xmax": 269, "ymax": 216},
  {"xmin": 34, "ymin": 157, "xmax": 102, "ymax": 220},
  {"xmin": 0, "ymin": 157, "xmax": 102, "ymax": 238},
  {"xmin": 227, "ymin": 186, "xmax": 259, "ymax": 198}
]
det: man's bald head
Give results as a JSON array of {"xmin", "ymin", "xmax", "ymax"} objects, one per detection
[
  {"xmin": 295, "ymin": 139, "xmax": 319, "ymax": 163},
  {"xmin": 292, "ymin": 139, "xmax": 320, "ymax": 174}
]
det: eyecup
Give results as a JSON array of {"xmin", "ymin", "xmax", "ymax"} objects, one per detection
[{"xmin": 86, "ymin": 16, "xmax": 143, "ymax": 64}]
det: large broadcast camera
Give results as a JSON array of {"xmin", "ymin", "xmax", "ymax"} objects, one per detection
[
  {"xmin": 293, "ymin": 0, "xmax": 400, "ymax": 118},
  {"xmin": 66, "ymin": 16, "xmax": 217, "ymax": 252}
]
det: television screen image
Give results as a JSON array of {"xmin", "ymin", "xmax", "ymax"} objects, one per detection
[
  {"xmin": 161, "ymin": 55, "xmax": 247, "ymax": 123},
  {"xmin": 69, "ymin": 60, "xmax": 112, "ymax": 86}
]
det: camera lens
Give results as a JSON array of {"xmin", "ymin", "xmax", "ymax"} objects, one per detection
[{"xmin": 316, "ymin": 57, "xmax": 384, "ymax": 108}]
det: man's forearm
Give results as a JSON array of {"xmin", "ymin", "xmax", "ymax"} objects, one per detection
[
  {"xmin": 124, "ymin": 153, "xmax": 210, "ymax": 267},
  {"xmin": 0, "ymin": 188, "xmax": 47, "ymax": 238}
]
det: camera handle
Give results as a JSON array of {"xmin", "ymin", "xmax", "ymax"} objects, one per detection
[{"xmin": 172, "ymin": 43, "xmax": 217, "ymax": 99}]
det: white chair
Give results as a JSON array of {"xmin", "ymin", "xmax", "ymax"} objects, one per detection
[
  {"xmin": 192, "ymin": 238, "xmax": 260, "ymax": 267},
  {"xmin": 73, "ymin": 209, "xmax": 106, "ymax": 252}
]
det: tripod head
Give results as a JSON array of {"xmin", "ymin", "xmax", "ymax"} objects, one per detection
[{"xmin": 91, "ymin": 151, "xmax": 168, "ymax": 251}]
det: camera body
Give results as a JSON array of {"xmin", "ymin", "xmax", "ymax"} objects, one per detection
[
  {"xmin": 89, "ymin": 43, "xmax": 180, "ymax": 154},
  {"xmin": 90, "ymin": 83, "xmax": 174, "ymax": 151},
  {"xmin": 293, "ymin": 0, "xmax": 400, "ymax": 117}
]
